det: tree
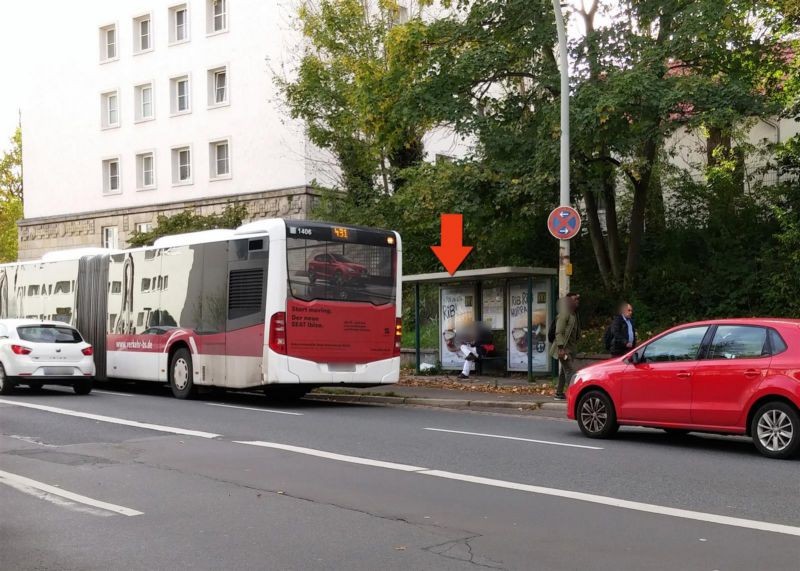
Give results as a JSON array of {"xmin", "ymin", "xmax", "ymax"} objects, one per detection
[
  {"xmin": 278, "ymin": 0, "xmax": 430, "ymax": 204},
  {"xmin": 127, "ymin": 203, "xmax": 248, "ymax": 247},
  {"xmin": 0, "ymin": 127, "xmax": 23, "ymax": 262}
]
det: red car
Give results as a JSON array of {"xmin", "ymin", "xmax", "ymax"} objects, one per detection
[
  {"xmin": 567, "ymin": 319, "xmax": 800, "ymax": 459},
  {"xmin": 307, "ymin": 253, "xmax": 367, "ymax": 286}
]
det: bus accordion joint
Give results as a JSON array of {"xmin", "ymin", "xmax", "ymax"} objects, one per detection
[
  {"xmin": 394, "ymin": 318, "xmax": 402, "ymax": 357},
  {"xmin": 269, "ymin": 312, "xmax": 287, "ymax": 355}
]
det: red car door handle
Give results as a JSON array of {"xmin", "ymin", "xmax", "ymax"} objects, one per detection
[
  {"xmin": 676, "ymin": 371, "xmax": 692, "ymax": 378},
  {"xmin": 744, "ymin": 370, "xmax": 760, "ymax": 378}
]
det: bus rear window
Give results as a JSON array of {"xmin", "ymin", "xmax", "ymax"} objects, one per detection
[
  {"xmin": 17, "ymin": 325, "xmax": 83, "ymax": 343},
  {"xmin": 287, "ymin": 237, "xmax": 396, "ymax": 305}
]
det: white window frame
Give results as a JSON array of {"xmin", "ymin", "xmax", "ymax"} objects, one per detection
[
  {"xmin": 136, "ymin": 151, "xmax": 156, "ymax": 190},
  {"xmin": 100, "ymin": 23, "xmax": 118, "ymax": 62},
  {"xmin": 207, "ymin": 65, "xmax": 229, "ymax": 108},
  {"xmin": 101, "ymin": 90, "xmax": 120, "ymax": 129},
  {"xmin": 102, "ymin": 227, "xmax": 119, "ymax": 249},
  {"xmin": 170, "ymin": 75, "xmax": 191, "ymax": 116},
  {"xmin": 209, "ymin": 138, "xmax": 231, "ymax": 180},
  {"xmin": 171, "ymin": 145, "xmax": 193, "ymax": 186},
  {"xmin": 135, "ymin": 222, "xmax": 153, "ymax": 234},
  {"xmin": 102, "ymin": 157, "xmax": 122, "ymax": 195},
  {"xmin": 169, "ymin": 4, "xmax": 190, "ymax": 45},
  {"xmin": 134, "ymin": 83, "xmax": 155, "ymax": 122},
  {"xmin": 133, "ymin": 14, "xmax": 153, "ymax": 54},
  {"xmin": 207, "ymin": 0, "xmax": 228, "ymax": 35}
]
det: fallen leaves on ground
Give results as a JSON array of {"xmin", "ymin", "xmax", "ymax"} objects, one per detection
[{"xmin": 398, "ymin": 373, "xmax": 556, "ymax": 396}]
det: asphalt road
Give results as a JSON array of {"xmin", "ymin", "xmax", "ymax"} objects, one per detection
[{"xmin": 1, "ymin": 383, "xmax": 799, "ymax": 571}]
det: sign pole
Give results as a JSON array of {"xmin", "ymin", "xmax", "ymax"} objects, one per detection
[{"xmin": 552, "ymin": 0, "xmax": 570, "ymax": 299}]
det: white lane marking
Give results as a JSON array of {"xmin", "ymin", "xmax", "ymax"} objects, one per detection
[
  {"xmin": 93, "ymin": 390, "xmax": 135, "ymax": 397},
  {"xmin": 0, "ymin": 399, "xmax": 220, "ymax": 439},
  {"xmin": 234, "ymin": 440, "xmax": 800, "ymax": 538},
  {"xmin": 424, "ymin": 427, "xmax": 603, "ymax": 450},
  {"xmin": 419, "ymin": 470, "xmax": 800, "ymax": 537},
  {"xmin": 234, "ymin": 441, "xmax": 425, "ymax": 472},
  {"xmin": 206, "ymin": 403, "xmax": 304, "ymax": 416},
  {"xmin": 0, "ymin": 469, "xmax": 143, "ymax": 517}
]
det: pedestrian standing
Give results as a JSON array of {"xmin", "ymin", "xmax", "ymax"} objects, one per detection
[
  {"xmin": 609, "ymin": 302, "xmax": 636, "ymax": 357},
  {"xmin": 550, "ymin": 293, "xmax": 580, "ymax": 400}
]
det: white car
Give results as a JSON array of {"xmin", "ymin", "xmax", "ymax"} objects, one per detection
[{"xmin": 0, "ymin": 319, "xmax": 95, "ymax": 395}]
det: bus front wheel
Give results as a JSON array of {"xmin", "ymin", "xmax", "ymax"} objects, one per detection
[{"xmin": 170, "ymin": 348, "xmax": 196, "ymax": 399}]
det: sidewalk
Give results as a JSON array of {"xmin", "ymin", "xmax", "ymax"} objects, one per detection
[{"xmin": 309, "ymin": 373, "xmax": 568, "ymax": 413}]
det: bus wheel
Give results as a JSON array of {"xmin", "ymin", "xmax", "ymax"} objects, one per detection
[
  {"xmin": 170, "ymin": 348, "xmax": 196, "ymax": 399},
  {"xmin": 264, "ymin": 386, "xmax": 309, "ymax": 402}
]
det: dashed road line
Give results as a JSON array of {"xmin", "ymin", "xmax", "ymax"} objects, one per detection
[
  {"xmin": 0, "ymin": 399, "xmax": 221, "ymax": 439},
  {"xmin": 423, "ymin": 427, "xmax": 603, "ymax": 450},
  {"xmin": 233, "ymin": 440, "xmax": 800, "ymax": 538},
  {"xmin": 206, "ymin": 402, "xmax": 304, "ymax": 416},
  {"xmin": 0, "ymin": 469, "xmax": 143, "ymax": 517}
]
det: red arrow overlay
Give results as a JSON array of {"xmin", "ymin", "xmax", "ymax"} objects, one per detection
[{"xmin": 431, "ymin": 213, "xmax": 473, "ymax": 275}]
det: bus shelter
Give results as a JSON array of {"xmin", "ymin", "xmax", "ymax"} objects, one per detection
[{"xmin": 403, "ymin": 267, "xmax": 557, "ymax": 381}]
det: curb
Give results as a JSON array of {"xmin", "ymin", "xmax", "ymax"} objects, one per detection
[{"xmin": 308, "ymin": 393, "xmax": 568, "ymax": 412}]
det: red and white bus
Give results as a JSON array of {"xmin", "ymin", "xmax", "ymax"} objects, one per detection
[{"xmin": 0, "ymin": 219, "xmax": 402, "ymax": 399}]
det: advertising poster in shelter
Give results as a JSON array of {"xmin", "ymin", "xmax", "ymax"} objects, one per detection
[
  {"xmin": 440, "ymin": 286, "xmax": 476, "ymax": 369},
  {"xmin": 507, "ymin": 280, "xmax": 551, "ymax": 372},
  {"xmin": 481, "ymin": 287, "xmax": 504, "ymax": 330}
]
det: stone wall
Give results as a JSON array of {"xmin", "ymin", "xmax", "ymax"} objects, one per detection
[{"xmin": 17, "ymin": 187, "xmax": 319, "ymax": 261}]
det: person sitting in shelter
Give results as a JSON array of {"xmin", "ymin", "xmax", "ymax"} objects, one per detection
[{"xmin": 457, "ymin": 321, "xmax": 494, "ymax": 379}]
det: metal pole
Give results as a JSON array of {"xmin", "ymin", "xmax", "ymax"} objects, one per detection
[
  {"xmin": 527, "ymin": 277, "xmax": 533, "ymax": 382},
  {"xmin": 552, "ymin": 0, "xmax": 570, "ymax": 299},
  {"xmin": 414, "ymin": 283, "xmax": 421, "ymax": 374}
]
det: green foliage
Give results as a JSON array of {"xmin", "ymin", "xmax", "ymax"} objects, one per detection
[
  {"xmin": 283, "ymin": 0, "xmax": 800, "ymax": 336},
  {"xmin": 127, "ymin": 203, "xmax": 248, "ymax": 247},
  {"xmin": 0, "ymin": 128, "xmax": 22, "ymax": 262},
  {"xmin": 278, "ymin": 0, "xmax": 429, "ymax": 205}
]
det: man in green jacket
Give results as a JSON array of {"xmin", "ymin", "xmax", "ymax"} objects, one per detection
[{"xmin": 550, "ymin": 293, "xmax": 580, "ymax": 400}]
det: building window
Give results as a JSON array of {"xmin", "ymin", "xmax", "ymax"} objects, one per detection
[
  {"xmin": 209, "ymin": 139, "xmax": 231, "ymax": 179},
  {"xmin": 134, "ymin": 15, "xmax": 152, "ymax": 53},
  {"xmin": 208, "ymin": 66, "xmax": 228, "ymax": 106},
  {"xmin": 136, "ymin": 152, "xmax": 156, "ymax": 190},
  {"xmin": 169, "ymin": 4, "xmax": 189, "ymax": 44},
  {"xmin": 102, "ymin": 227, "xmax": 119, "ymax": 249},
  {"xmin": 134, "ymin": 83, "xmax": 154, "ymax": 121},
  {"xmin": 135, "ymin": 222, "xmax": 153, "ymax": 234},
  {"xmin": 172, "ymin": 146, "xmax": 192, "ymax": 184},
  {"xmin": 207, "ymin": 0, "xmax": 227, "ymax": 33},
  {"xmin": 101, "ymin": 91, "xmax": 120, "ymax": 129},
  {"xmin": 102, "ymin": 158, "xmax": 121, "ymax": 194},
  {"xmin": 100, "ymin": 24, "xmax": 117, "ymax": 61},
  {"xmin": 170, "ymin": 75, "xmax": 191, "ymax": 115}
]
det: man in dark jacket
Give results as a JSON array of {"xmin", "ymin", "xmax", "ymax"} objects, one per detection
[{"xmin": 609, "ymin": 302, "xmax": 636, "ymax": 357}]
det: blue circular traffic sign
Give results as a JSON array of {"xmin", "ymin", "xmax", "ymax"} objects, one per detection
[{"xmin": 548, "ymin": 206, "xmax": 581, "ymax": 240}]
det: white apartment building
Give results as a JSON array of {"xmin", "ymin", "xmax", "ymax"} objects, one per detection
[
  {"xmin": 19, "ymin": 0, "xmax": 328, "ymax": 260},
  {"xmin": 19, "ymin": 0, "xmax": 470, "ymax": 260}
]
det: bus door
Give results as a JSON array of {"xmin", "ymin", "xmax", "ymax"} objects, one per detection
[{"xmin": 225, "ymin": 238, "xmax": 269, "ymax": 388}]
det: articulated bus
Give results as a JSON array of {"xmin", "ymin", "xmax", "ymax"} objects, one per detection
[{"xmin": 0, "ymin": 219, "xmax": 402, "ymax": 398}]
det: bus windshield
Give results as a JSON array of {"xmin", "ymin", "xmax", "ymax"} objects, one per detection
[{"xmin": 286, "ymin": 223, "xmax": 396, "ymax": 305}]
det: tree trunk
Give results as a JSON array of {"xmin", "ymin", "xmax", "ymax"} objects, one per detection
[
  {"xmin": 601, "ymin": 162, "xmax": 624, "ymax": 286},
  {"xmin": 582, "ymin": 188, "xmax": 613, "ymax": 289},
  {"xmin": 624, "ymin": 139, "xmax": 658, "ymax": 288}
]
